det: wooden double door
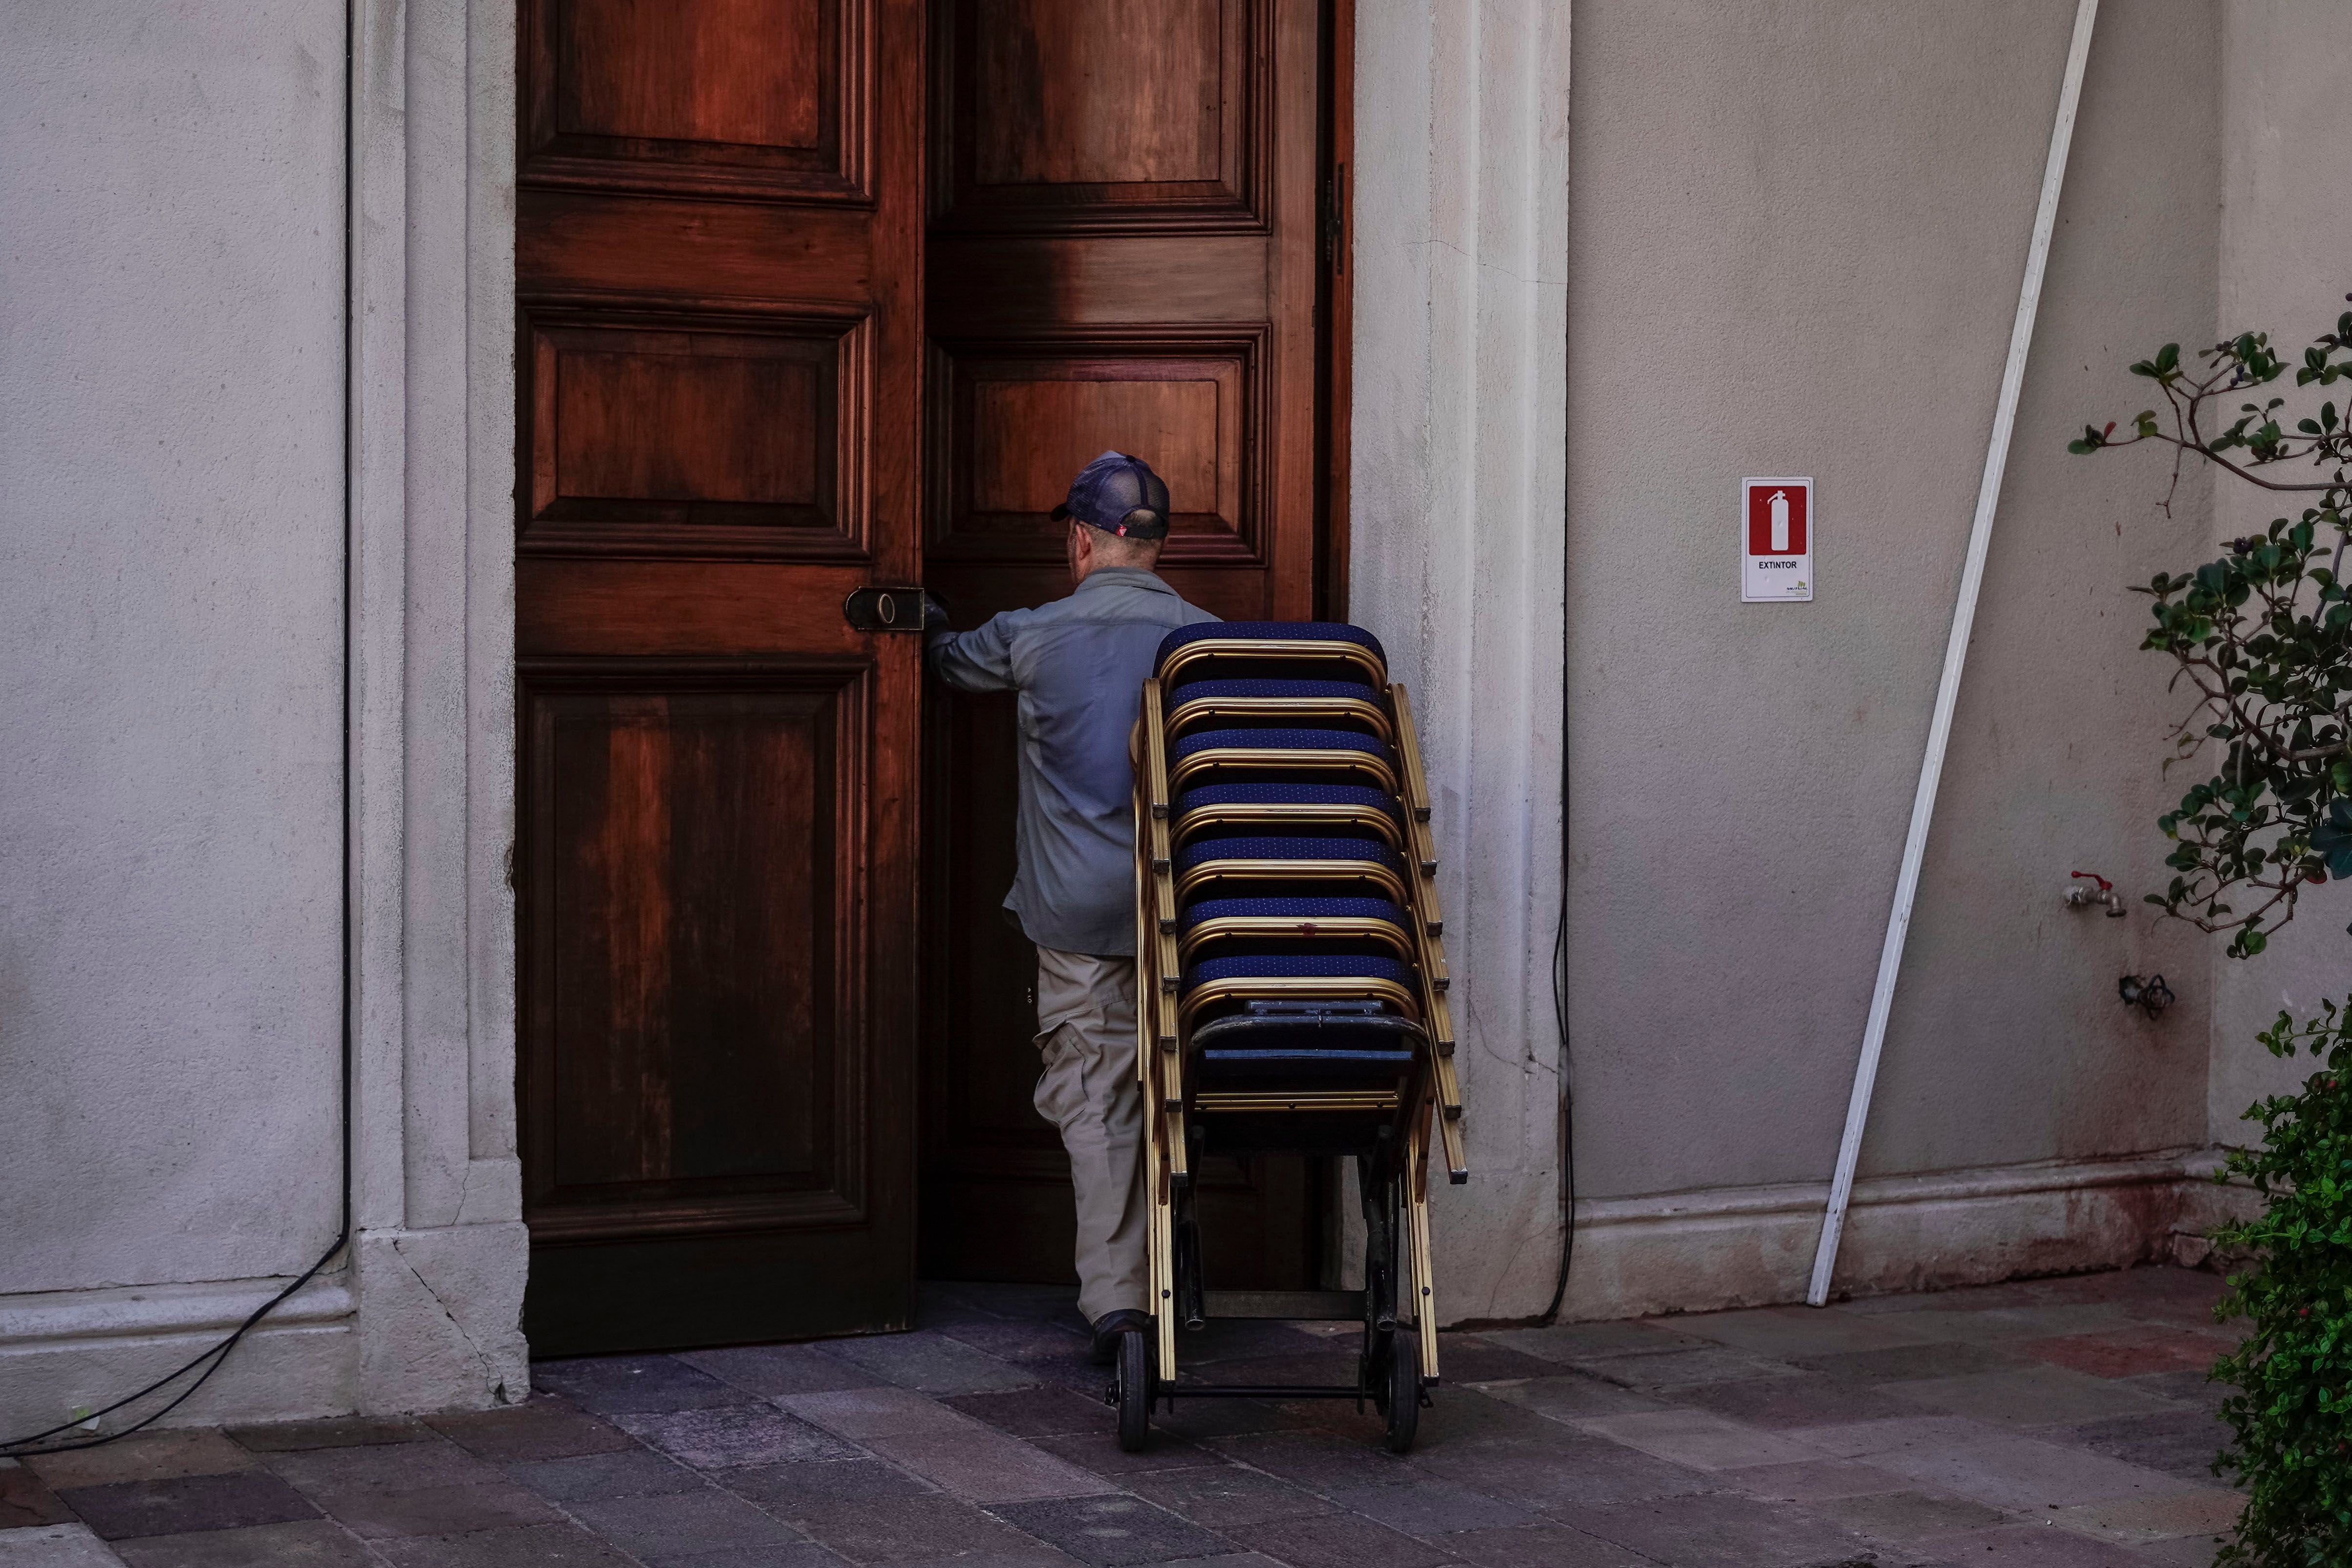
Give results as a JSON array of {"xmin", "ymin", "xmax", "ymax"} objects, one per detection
[{"xmin": 517, "ymin": 0, "xmax": 1349, "ymax": 1353}]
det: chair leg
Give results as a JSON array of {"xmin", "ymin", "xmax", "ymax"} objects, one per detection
[{"xmin": 1405, "ymin": 1110, "xmax": 1440, "ymax": 1383}]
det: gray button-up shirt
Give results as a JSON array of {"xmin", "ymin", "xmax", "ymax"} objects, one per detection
[{"xmin": 927, "ymin": 568, "xmax": 1217, "ymax": 957}]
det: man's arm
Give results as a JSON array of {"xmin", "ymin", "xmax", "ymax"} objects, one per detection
[{"xmin": 925, "ymin": 602, "xmax": 1021, "ymax": 692}]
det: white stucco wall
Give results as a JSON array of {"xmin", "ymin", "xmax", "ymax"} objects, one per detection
[
  {"xmin": 0, "ymin": 0, "xmax": 526, "ymax": 1436},
  {"xmin": 0, "ymin": 0, "xmax": 349, "ymax": 1421},
  {"xmin": 2204, "ymin": 0, "xmax": 2352, "ymax": 1141},
  {"xmin": 1555, "ymin": 0, "xmax": 2227, "ymax": 1312}
]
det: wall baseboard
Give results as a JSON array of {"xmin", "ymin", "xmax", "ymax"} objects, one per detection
[
  {"xmin": 0, "ymin": 1273, "xmax": 356, "ymax": 1439},
  {"xmin": 1552, "ymin": 1148, "xmax": 2223, "ymax": 1321}
]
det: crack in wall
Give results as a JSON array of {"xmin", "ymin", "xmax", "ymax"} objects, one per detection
[{"xmin": 388, "ymin": 1235, "xmax": 506, "ymax": 1403}]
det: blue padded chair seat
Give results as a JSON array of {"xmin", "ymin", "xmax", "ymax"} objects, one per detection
[
  {"xmin": 1181, "ymin": 954, "xmax": 1415, "ymax": 997},
  {"xmin": 1178, "ymin": 896, "xmax": 1410, "ymax": 935},
  {"xmin": 1167, "ymin": 678, "xmax": 1377, "ymax": 704},
  {"xmin": 1195, "ymin": 1048, "xmax": 1421, "ymax": 1085},
  {"xmin": 1157, "ymin": 621, "xmax": 1388, "ymax": 670},
  {"xmin": 1170, "ymin": 728, "xmax": 1395, "ymax": 765},
  {"xmin": 1173, "ymin": 781, "xmax": 1403, "ymax": 819},
  {"xmin": 1174, "ymin": 836, "xmax": 1405, "ymax": 877}
]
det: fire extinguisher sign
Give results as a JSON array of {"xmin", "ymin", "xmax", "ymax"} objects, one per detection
[{"xmin": 1742, "ymin": 477, "xmax": 1814, "ymax": 602}]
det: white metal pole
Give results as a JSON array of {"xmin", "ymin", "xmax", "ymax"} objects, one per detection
[{"xmin": 1806, "ymin": 0, "xmax": 2100, "ymax": 1308}]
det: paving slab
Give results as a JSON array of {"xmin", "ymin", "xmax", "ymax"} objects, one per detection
[
  {"xmin": 1434, "ymin": 1522, "xmax": 1652, "ymax": 1567},
  {"xmin": 531, "ymin": 1356, "xmax": 759, "ymax": 1416},
  {"xmin": 265, "ymin": 1439, "xmax": 506, "ymax": 1501},
  {"xmin": 0, "ymin": 1464, "xmax": 75, "ymax": 1531},
  {"xmin": 1196, "ymin": 1431, "xmax": 1409, "ymax": 1492},
  {"xmin": 2016, "ymin": 1328, "xmax": 2233, "ymax": 1381},
  {"xmin": 717, "ymin": 1458, "xmax": 935, "ymax": 1515},
  {"xmin": 2050, "ymin": 1485, "xmax": 2242, "ymax": 1544},
  {"xmin": 1866, "ymin": 1430, "xmax": 2201, "ymax": 1512},
  {"xmin": 1894, "ymin": 1304, "xmax": 2139, "ymax": 1345},
  {"xmin": 2061, "ymin": 1409, "xmax": 2231, "ymax": 1483},
  {"xmin": 1122, "ymin": 1467, "xmax": 1336, "ymax": 1529},
  {"xmin": 795, "ymin": 1494, "xmax": 1063, "ymax": 1564},
  {"xmin": 1467, "ymin": 1321, "xmax": 1710, "ymax": 1363},
  {"xmin": 778, "ymin": 1387, "xmax": 989, "ymax": 1443},
  {"xmin": 2122, "ymin": 1370, "xmax": 2229, "ymax": 1410},
  {"xmin": 987, "ymin": 1494, "xmax": 1232, "ymax": 1568},
  {"xmin": 678, "ymin": 1345, "xmax": 887, "ymax": 1399},
  {"xmin": 942, "ymin": 1388, "xmax": 1120, "ymax": 1440},
  {"xmin": 226, "ymin": 1418, "xmax": 434, "ymax": 1454},
  {"xmin": 1805, "ymin": 1487, "xmax": 2008, "ymax": 1542},
  {"xmin": 426, "ymin": 1398, "xmax": 635, "ymax": 1464},
  {"xmin": 814, "ymin": 1332, "xmax": 1036, "ymax": 1395},
  {"xmin": 1913, "ymin": 1523, "xmax": 2157, "ymax": 1565},
  {"xmin": 1471, "ymin": 1375, "xmax": 1667, "ymax": 1428},
  {"xmin": 0, "ymin": 1524, "xmax": 128, "ymax": 1567},
  {"xmin": 1223, "ymin": 1510, "xmax": 1454, "ymax": 1568},
  {"xmin": 1885, "ymin": 1367, "xmax": 2186, "ymax": 1429},
  {"xmin": 1673, "ymin": 1372, "xmax": 1917, "ymax": 1429},
  {"xmin": 1408, "ymin": 1432, "xmax": 1712, "ymax": 1507},
  {"xmin": 1720, "ymin": 1457, "xmax": 1918, "ymax": 1502},
  {"xmin": 2136, "ymin": 1534, "xmax": 2225, "ymax": 1567},
  {"xmin": 1792, "ymin": 1414, "xmax": 2009, "ymax": 1461},
  {"xmin": 1546, "ymin": 1492, "xmax": 1883, "ymax": 1568},
  {"xmin": 54, "ymin": 1472, "xmax": 318, "ymax": 1543},
  {"xmin": 1574, "ymin": 1345, "xmax": 1805, "ymax": 1390},
  {"xmin": 1316, "ymin": 1478, "xmax": 1534, "ymax": 1537},
  {"xmin": 1791, "ymin": 1339, "xmax": 2032, "ymax": 1384},
  {"xmin": 1571, "ymin": 1408, "xmax": 1820, "ymax": 1470},
  {"xmin": 369, "ymin": 1521, "xmax": 640, "ymax": 1566},
  {"xmin": 616, "ymin": 1405, "xmax": 863, "ymax": 1471},
  {"xmin": 107, "ymin": 1518, "xmax": 376, "ymax": 1567},
  {"xmin": 508, "ymin": 1444, "xmax": 705, "ymax": 1503},
  {"xmin": 1669, "ymin": 1304, "xmax": 1945, "ymax": 1358},
  {"xmin": 646, "ymin": 1547, "xmax": 849, "ymax": 1568},
  {"xmin": 570, "ymin": 1486, "xmax": 814, "ymax": 1562},
  {"xmin": 863, "ymin": 1429, "xmax": 1105, "ymax": 1504},
  {"xmin": 315, "ymin": 1480, "xmax": 561, "ymax": 1540},
  {"xmin": 1027, "ymin": 1431, "xmax": 1227, "ymax": 1481},
  {"xmin": 24, "ymin": 1434, "xmax": 255, "ymax": 1491},
  {"xmin": 1419, "ymin": 1343, "xmax": 1572, "ymax": 1384}
]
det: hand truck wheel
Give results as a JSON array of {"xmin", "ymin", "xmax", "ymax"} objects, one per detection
[
  {"xmin": 1381, "ymin": 1328, "xmax": 1420, "ymax": 1454},
  {"xmin": 1115, "ymin": 1330, "xmax": 1151, "ymax": 1452}
]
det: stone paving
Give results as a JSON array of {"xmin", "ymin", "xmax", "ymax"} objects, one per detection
[{"xmin": 0, "ymin": 1265, "xmax": 2247, "ymax": 1567}]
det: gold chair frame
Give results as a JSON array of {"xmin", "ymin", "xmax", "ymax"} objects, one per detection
[{"xmin": 1135, "ymin": 672, "xmax": 1465, "ymax": 1393}]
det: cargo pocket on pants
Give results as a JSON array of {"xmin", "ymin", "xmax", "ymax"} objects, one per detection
[{"xmin": 1032, "ymin": 1022, "xmax": 1085, "ymax": 1132}]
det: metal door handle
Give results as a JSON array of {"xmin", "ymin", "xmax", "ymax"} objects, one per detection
[{"xmin": 842, "ymin": 586, "xmax": 933, "ymax": 632}]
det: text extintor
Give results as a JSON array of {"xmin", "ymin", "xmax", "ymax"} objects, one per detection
[{"xmin": 1742, "ymin": 477, "xmax": 1814, "ymax": 602}]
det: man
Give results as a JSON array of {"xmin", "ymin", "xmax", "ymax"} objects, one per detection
[{"xmin": 925, "ymin": 452, "xmax": 1216, "ymax": 1364}]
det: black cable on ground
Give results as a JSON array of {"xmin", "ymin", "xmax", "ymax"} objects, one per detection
[{"xmin": 0, "ymin": 0, "xmax": 358, "ymax": 1457}]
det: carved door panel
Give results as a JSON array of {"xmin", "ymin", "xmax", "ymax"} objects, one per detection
[
  {"xmin": 919, "ymin": 0, "xmax": 1333, "ymax": 1286},
  {"xmin": 516, "ymin": 0, "xmax": 924, "ymax": 1354}
]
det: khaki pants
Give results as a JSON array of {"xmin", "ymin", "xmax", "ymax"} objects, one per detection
[{"xmin": 1033, "ymin": 946, "xmax": 1148, "ymax": 1321}]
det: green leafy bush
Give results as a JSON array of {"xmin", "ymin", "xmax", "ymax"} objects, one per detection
[
  {"xmin": 2210, "ymin": 1003, "xmax": 2352, "ymax": 1567},
  {"xmin": 2072, "ymin": 302, "xmax": 2352, "ymax": 1565}
]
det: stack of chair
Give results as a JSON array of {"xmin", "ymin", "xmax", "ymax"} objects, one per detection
[{"xmin": 1119, "ymin": 621, "xmax": 1465, "ymax": 1454}]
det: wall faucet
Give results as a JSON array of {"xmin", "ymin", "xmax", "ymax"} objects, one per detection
[{"xmin": 2065, "ymin": 871, "xmax": 2126, "ymax": 917}]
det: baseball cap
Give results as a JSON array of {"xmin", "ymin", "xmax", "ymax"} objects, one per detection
[{"xmin": 1051, "ymin": 451, "xmax": 1171, "ymax": 540}]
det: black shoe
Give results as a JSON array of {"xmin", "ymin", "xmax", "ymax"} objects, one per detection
[{"xmin": 1088, "ymin": 1309, "xmax": 1150, "ymax": 1366}]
